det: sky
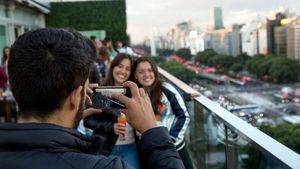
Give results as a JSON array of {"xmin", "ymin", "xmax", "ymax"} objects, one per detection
[{"xmin": 126, "ymin": 0, "xmax": 300, "ymax": 43}]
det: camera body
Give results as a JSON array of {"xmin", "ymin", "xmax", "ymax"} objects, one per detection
[{"xmin": 90, "ymin": 86, "xmax": 131, "ymax": 110}]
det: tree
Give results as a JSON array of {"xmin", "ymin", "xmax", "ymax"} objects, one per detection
[
  {"xmin": 157, "ymin": 49, "xmax": 175, "ymax": 57},
  {"xmin": 152, "ymin": 56, "xmax": 166, "ymax": 65},
  {"xmin": 255, "ymin": 56, "xmax": 274, "ymax": 78},
  {"xmin": 243, "ymin": 124, "xmax": 300, "ymax": 169},
  {"xmin": 268, "ymin": 58, "xmax": 300, "ymax": 83},
  {"xmin": 195, "ymin": 49, "xmax": 218, "ymax": 64},
  {"xmin": 160, "ymin": 61, "xmax": 197, "ymax": 83},
  {"xmin": 175, "ymin": 48, "xmax": 192, "ymax": 60},
  {"xmin": 230, "ymin": 63, "xmax": 244, "ymax": 73},
  {"xmin": 247, "ymin": 55, "xmax": 264, "ymax": 74},
  {"xmin": 236, "ymin": 53, "xmax": 251, "ymax": 65}
]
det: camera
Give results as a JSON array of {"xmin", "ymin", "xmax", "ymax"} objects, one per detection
[{"xmin": 90, "ymin": 86, "xmax": 131, "ymax": 110}]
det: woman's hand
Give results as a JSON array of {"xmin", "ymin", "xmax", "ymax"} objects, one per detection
[{"xmin": 113, "ymin": 123, "xmax": 126, "ymax": 140}]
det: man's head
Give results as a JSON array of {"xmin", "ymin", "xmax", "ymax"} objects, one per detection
[{"xmin": 9, "ymin": 28, "xmax": 92, "ymax": 125}]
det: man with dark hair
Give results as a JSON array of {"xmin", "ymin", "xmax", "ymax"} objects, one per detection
[{"xmin": 0, "ymin": 28, "xmax": 184, "ymax": 169}]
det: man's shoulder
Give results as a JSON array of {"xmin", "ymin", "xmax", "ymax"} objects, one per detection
[{"xmin": 61, "ymin": 152, "xmax": 127, "ymax": 169}]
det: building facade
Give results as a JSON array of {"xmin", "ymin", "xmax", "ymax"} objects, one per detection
[
  {"xmin": 274, "ymin": 26, "xmax": 288, "ymax": 56},
  {"xmin": 267, "ymin": 13, "xmax": 286, "ymax": 55},
  {"xmin": 210, "ymin": 7, "xmax": 224, "ymax": 30},
  {"xmin": 257, "ymin": 23, "xmax": 268, "ymax": 54},
  {"xmin": 287, "ymin": 24, "xmax": 300, "ymax": 63},
  {"xmin": 0, "ymin": 0, "xmax": 49, "ymax": 59}
]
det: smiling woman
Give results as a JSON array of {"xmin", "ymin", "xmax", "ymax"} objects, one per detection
[
  {"xmin": 96, "ymin": 53, "xmax": 141, "ymax": 169},
  {"xmin": 133, "ymin": 56, "xmax": 194, "ymax": 169}
]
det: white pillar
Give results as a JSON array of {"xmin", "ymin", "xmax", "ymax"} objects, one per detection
[{"xmin": 150, "ymin": 28, "xmax": 156, "ymax": 56}]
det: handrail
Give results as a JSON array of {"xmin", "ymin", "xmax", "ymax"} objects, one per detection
[{"xmin": 158, "ymin": 67, "xmax": 300, "ymax": 169}]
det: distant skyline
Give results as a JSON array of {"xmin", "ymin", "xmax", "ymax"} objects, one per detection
[{"xmin": 126, "ymin": 0, "xmax": 300, "ymax": 44}]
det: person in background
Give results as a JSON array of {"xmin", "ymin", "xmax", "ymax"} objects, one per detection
[
  {"xmin": 90, "ymin": 35, "xmax": 102, "ymax": 51},
  {"xmin": 133, "ymin": 56, "xmax": 194, "ymax": 169},
  {"xmin": 100, "ymin": 53, "xmax": 141, "ymax": 169},
  {"xmin": 85, "ymin": 38, "xmax": 101, "ymax": 84},
  {"xmin": 116, "ymin": 41, "xmax": 135, "ymax": 56},
  {"xmin": 104, "ymin": 37, "xmax": 117, "ymax": 60},
  {"xmin": 98, "ymin": 46, "xmax": 111, "ymax": 79},
  {"xmin": 0, "ymin": 47, "xmax": 10, "ymax": 90}
]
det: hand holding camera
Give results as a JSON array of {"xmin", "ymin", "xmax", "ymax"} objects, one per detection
[{"xmin": 112, "ymin": 81, "xmax": 157, "ymax": 134}]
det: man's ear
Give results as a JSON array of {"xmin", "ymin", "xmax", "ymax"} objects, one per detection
[{"xmin": 70, "ymin": 86, "xmax": 83, "ymax": 110}]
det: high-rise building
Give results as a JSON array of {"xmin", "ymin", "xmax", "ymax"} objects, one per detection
[
  {"xmin": 241, "ymin": 20, "xmax": 260, "ymax": 56},
  {"xmin": 287, "ymin": 19, "xmax": 300, "ymax": 63},
  {"xmin": 257, "ymin": 23, "xmax": 268, "ymax": 54},
  {"xmin": 267, "ymin": 13, "xmax": 286, "ymax": 54},
  {"xmin": 210, "ymin": 25, "xmax": 241, "ymax": 56},
  {"xmin": 210, "ymin": 7, "xmax": 224, "ymax": 30},
  {"xmin": 274, "ymin": 26, "xmax": 288, "ymax": 56},
  {"xmin": 174, "ymin": 21, "xmax": 192, "ymax": 49},
  {"xmin": 232, "ymin": 24, "xmax": 242, "ymax": 56}
]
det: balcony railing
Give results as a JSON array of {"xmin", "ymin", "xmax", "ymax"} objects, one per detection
[{"xmin": 158, "ymin": 67, "xmax": 300, "ymax": 169}]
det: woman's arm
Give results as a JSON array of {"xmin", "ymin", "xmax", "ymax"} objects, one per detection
[{"xmin": 163, "ymin": 83, "xmax": 190, "ymax": 148}]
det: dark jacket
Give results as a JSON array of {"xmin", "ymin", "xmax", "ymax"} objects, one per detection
[
  {"xmin": 0, "ymin": 123, "xmax": 185, "ymax": 169},
  {"xmin": 84, "ymin": 110, "xmax": 119, "ymax": 156}
]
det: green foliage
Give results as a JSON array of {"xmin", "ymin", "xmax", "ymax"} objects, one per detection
[
  {"xmin": 157, "ymin": 48, "xmax": 175, "ymax": 57},
  {"xmin": 247, "ymin": 55, "xmax": 300, "ymax": 83},
  {"xmin": 151, "ymin": 56, "xmax": 166, "ymax": 65},
  {"xmin": 247, "ymin": 55, "xmax": 265, "ymax": 74},
  {"xmin": 243, "ymin": 124, "xmax": 300, "ymax": 168},
  {"xmin": 268, "ymin": 58, "xmax": 300, "ymax": 83},
  {"xmin": 210, "ymin": 55, "xmax": 236, "ymax": 68},
  {"xmin": 194, "ymin": 49, "xmax": 300, "ymax": 83},
  {"xmin": 230, "ymin": 63, "xmax": 244, "ymax": 73},
  {"xmin": 46, "ymin": 0, "xmax": 128, "ymax": 43},
  {"xmin": 260, "ymin": 124, "xmax": 300, "ymax": 153},
  {"xmin": 160, "ymin": 61, "xmax": 197, "ymax": 83},
  {"xmin": 195, "ymin": 49, "xmax": 241, "ymax": 72},
  {"xmin": 236, "ymin": 53, "xmax": 251, "ymax": 65},
  {"xmin": 195, "ymin": 49, "xmax": 218, "ymax": 64},
  {"xmin": 175, "ymin": 48, "xmax": 192, "ymax": 60}
]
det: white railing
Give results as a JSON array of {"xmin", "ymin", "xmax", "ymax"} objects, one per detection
[{"xmin": 158, "ymin": 67, "xmax": 300, "ymax": 169}]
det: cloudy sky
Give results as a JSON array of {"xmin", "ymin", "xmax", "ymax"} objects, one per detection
[{"xmin": 126, "ymin": 0, "xmax": 300, "ymax": 43}]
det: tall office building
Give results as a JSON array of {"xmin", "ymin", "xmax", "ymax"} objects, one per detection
[
  {"xmin": 232, "ymin": 24, "xmax": 242, "ymax": 56},
  {"xmin": 287, "ymin": 19, "xmax": 300, "ymax": 63},
  {"xmin": 174, "ymin": 21, "xmax": 192, "ymax": 49},
  {"xmin": 211, "ymin": 7, "xmax": 224, "ymax": 30},
  {"xmin": 274, "ymin": 26, "xmax": 288, "ymax": 56},
  {"xmin": 267, "ymin": 13, "xmax": 286, "ymax": 54},
  {"xmin": 257, "ymin": 23, "xmax": 268, "ymax": 54}
]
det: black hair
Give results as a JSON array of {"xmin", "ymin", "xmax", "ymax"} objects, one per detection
[
  {"xmin": 8, "ymin": 28, "xmax": 92, "ymax": 119},
  {"xmin": 90, "ymin": 35, "xmax": 96, "ymax": 41},
  {"xmin": 104, "ymin": 37, "xmax": 111, "ymax": 42}
]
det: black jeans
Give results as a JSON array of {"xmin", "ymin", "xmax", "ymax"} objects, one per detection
[{"xmin": 178, "ymin": 145, "xmax": 194, "ymax": 169}]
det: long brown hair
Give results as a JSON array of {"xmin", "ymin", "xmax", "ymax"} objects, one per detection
[
  {"xmin": 103, "ymin": 53, "xmax": 133, "ymax": 86},
  {"xmin": 2, "ymin": 46, "xmax": 10, "ymax": 65},
  {"xmin": 99, "ymin": 46, "xmax": 110, "ymax": 62},
  {"xmin": 133, "ymin": 56, "xmax": 163, "ymax": 114}
]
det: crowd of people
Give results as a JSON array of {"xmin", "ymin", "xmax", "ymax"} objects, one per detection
[{"xmin": 0, "ymin": 28, "xmax": 195, "ymax": 169}]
